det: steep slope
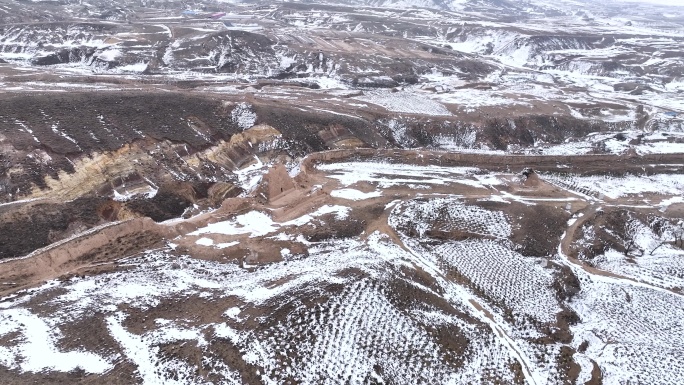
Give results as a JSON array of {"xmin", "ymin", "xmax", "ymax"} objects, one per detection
[{"xmin": 0, "ymin": 0, "xmax": 683, "ymax": 384}]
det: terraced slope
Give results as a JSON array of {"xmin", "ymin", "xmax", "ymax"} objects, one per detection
[{"xmin": 1, "ymin": 0, "xmax": 683, "ymax": 384}]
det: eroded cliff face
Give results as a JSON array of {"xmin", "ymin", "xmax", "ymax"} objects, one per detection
[
  {"xmin": 1, "ymin": 91, "xmax": 629, "ymax": 201},
  {"xmin": 0, "ymin": 86, "xmax": 659, "ymax": 261},
  {"xmin": 0, "ymin": 1, "xmax": 683, "ymax": 383}
]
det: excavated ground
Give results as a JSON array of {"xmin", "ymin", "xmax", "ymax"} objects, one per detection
[
  {"xmin": 2, "ymin": 148, "xmax": 682, "ymax": 298},
  {"xmin": 0, "ymin": 88, "xmax": 639, "ymax": 261}
]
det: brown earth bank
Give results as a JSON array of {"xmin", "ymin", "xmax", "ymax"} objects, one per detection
[
  {"xmin": 0, "ymin": 89, "xmax": 656, "ymax": 264},
  {"xmin": 2, "ymin": 143, "xmax": 681, "ymax": 298},
  {"xmin": 0, "ymin": 135, "xmax": 681, "ymax": 263},
  {"xmin": 0, "ymin": 143, "xmax": 677, "ymax": 262},
  {"xmin": 302, "ymin": 148, "xmax": 684, "ymax": 174},
  {"xmin": 0, "ymin": 90, "xmax": 635, "ymax": 203}
]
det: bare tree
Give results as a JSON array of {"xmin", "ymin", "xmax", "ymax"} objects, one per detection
[
  {"xmin": 622, "ymin": 219, "xmax": 642, "ymax": 257},
  {"xmin": 673, "ymin": 221, "xmax": 684, "ymax": 249},
  {"xmin": 648, "ymin": 216, "xmax": 667, "ymax": 255},
  {"xmin": 647, "ymin": 218, "xmax": 684, "ymax": 255}
]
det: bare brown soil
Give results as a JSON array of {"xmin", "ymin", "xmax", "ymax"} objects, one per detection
[
  {"xmin": 0, "ymin": 2, "xmax": 681, "ymax": 383},
  {"xmin": 3, "ymin": 148, "xmax": 682, "ymax": 300}
]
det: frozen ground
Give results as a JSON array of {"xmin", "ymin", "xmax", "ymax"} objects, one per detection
[
  {"xmin": 0, "ymin": 0, "xmax": 683, "ymax": 383},
  {"xmin": 3, "ymin": 154, "xmax": 682, "ymax": 383}
]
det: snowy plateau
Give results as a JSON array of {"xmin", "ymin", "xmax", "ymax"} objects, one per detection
[{"xmin": 0, "ymin": 0, "xmax": 683, "ymax": 384}]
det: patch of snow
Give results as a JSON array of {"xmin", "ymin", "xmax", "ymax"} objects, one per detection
[
  {"xmin": 0, "ymin": 309, "xmax": 112, "ymax": 374},
  {"xmin": 355, "ymin": 91, "xmax": 451, "ymax": 116},
  {"xmin": 231, "ymin": 103, "xmax": 257, "ymax": 130},
  {"xmin": 330, "ymin": 188, "xmax": 382, "ymax": 201}
]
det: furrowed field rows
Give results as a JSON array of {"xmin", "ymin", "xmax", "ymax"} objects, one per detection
[
  {"xmin": 571, "ymin": 270, "xmax": 684, "ymax": 384},
  {"xmin": 389, "ymin": 198, "xmax": 512, "ymax": 239},
  {"xmin": 434, "ymin": 240, "xmax": 559, "ymax": 323}
]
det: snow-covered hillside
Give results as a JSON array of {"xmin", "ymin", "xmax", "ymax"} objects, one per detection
[{"xmin": 0, "ymin": 0, "xmax": 683, "ymax": 384}]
